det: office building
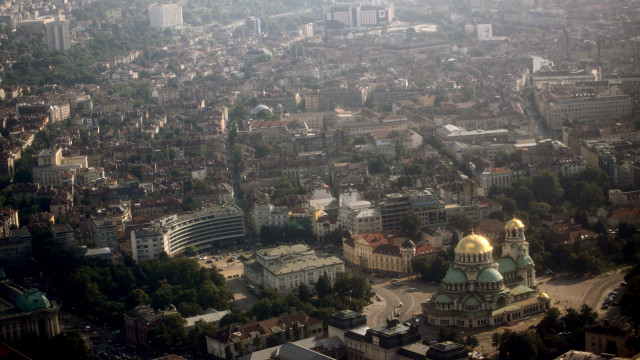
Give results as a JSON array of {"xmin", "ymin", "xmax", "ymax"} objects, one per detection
[
  {"xmin": 131, "ymin": 205, "xmax": 245, "ymax": 262},
  {"xmin": 149, "ymin": 4, "xmax": 183, "ymax": 30},
  {"xmin": 325, "ymin": 2, "xmax": 394, "ymax": 29},
  {"xmin": 477, "ymin": 24, "xmax": 492, "ymax": 40},
  {"xmin": 46, "ymin": 21, "xmax": 70, "ymax": 51}
]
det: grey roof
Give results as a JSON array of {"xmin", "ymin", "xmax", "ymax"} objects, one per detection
[
  {"xmin": 316, "ymin": 336, "xmax": 344, "ymax": 352},
  {"xmin": 185, "ymin": 310, "xmax": 231, "ymax": 329},
  {"xmin": 273, "ymin": 342, "xmax": 335, "ymax": 360},
  {"xmin": 9, "ymin": 228, "xmax": 30, "ymax": 238},
  {"xmin": 84, "ymin": 247, "xmax": 112, "ymax": 257},
  {"xmin": 266, "ymin": 255, "xmax": 343, "ymax": 275},
  {"xmin": 237, "ymin": 337, "xmax": 339, "ymax": 360}
]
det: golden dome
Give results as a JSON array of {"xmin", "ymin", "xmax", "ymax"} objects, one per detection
[
  {"xmin": 455, "ymin": 234, "xmax": 493, "ymax": 255},
  {"xmin": 505, "ymin": 218, "xmax": 525, "ymax": 230}
]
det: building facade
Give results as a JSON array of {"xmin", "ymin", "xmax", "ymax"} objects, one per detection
[
  {"xmin": 244, "ymin": 244, "xmax": 345, "ymax": 295},
  {"xmin": 45, "ymin": 21, "xmax": 70, "ymax": 51},
  {"xmin": 535, "ymin": 86, "xmax": 632, "ymax": 134},
  {"xmin": 251, "ymin": 203, "xmax": 290, "ymax": 233},
  {"xmin": 325, "ymin": 2, "xmax": 394, "ymax": 29},
  {"xmin": 90, "ymin": 219, "xmax": 117, "ymax": 249},
  {"xmin": 422, "ymin": 218, "xmax": 550, "ymax": 328},
  {"xmin": 206, "ymin": 312, "xmax": 324, "ymax": 359},
  {"xmin": 149, "ymin": 4, "xmax": 183, "ymax": 30},
  {"xmin": 131, "ymin": 205, "xmax": 245, "ymax": 262},
  {"xmin": 343, "ymin": 233, "xmax": 439, "ymax": 274},
  {"xmin": 344, "ymin": 319, "xmax": 420, "ymax": 360},
  {"xmin": 0, "ymin": 278, "xmax": 60, "ymax": 343},
  {"xmin": 0, "ymin": 228, "xmax": 32, "ymax": 266}
]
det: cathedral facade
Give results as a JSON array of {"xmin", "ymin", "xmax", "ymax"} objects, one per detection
[{"xmin": 422, "ymin": 218, "xmax": 550, "ymax": 328}]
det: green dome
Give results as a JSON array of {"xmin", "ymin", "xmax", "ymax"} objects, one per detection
[
  {"xmin": 463, "ymin": 297, "xmax": 480, "ymax": 306},
  {"xmin": 477, "ymin": 268, "xmax": 503, "ymax": 283},
  {"xmin": 516, "ymin": 255, "xmax": 534, "ymax": 267},
  {"xmin": 497, "ymin": 257, "xmax": 516, "ymax": 273},
  {"xmin": 435, "ymin": 293, "xmax": 452, "ymax": 303},
  {"xmin": 442, "ymin": 268, "xmax": 467, "ymax": 284},
  {"xmin": 16, "ymin": 289, "xmax": 51, "ymax": 312}
]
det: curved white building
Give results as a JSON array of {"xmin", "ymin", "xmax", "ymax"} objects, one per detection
[{"xmin": 132, "ymin": 205, "xmax": 245, "ymax": 262}]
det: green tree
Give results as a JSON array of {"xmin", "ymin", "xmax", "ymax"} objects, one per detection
[
  {"xmin": 448, "ymin": 212, "xmax": 472, "ymax": 233},
  {"xmin": 462, "ymin": 84, "xmax": 476, "ymax": 101},
  {"xmin": 187, "ymin": 319, "xmax": 218, "ymax": 355},
  {"xmin": 151, "ymin": 283, "xmax": 174, "ymax": 310},
  {"xmin": 232, "ymin": 144, "xmax": 244, "ymax": 166},
  {"xmin": 502, "ymin": 330, "xmax": 547, "ymax": 360},
  {"xmin": 126, "ymin": 288, "xmax": 151, "ymax": 308},
  {"xmin": 368, "ymin": 155, "xmax": 389, "ymax": 174},
  {"xmin": 465, "ymin": 334, "xmax": 479, "ymax": 350},
  {"xmin": 148, "ymin": 314, "xmax": 187, "ymax": 354},
  {"xmin": 254, "ymin": 143, "xmax": 271, "ymax": 158},
  {"xmin": 395, "ymin": 140, "xmax": 407, "ymax": 160},
  {"xmin": 530, "ymin": 172, "xmax": 564, "ymax": 205},
  {"xmin": 315, "ymin": 274, "xmax": 332, "ymax": 297},
  {"xmin": 401, "ymin": 213, "xmax": 423, "ymax": 240},
  {"xmin": 438, "ymin": 326, "xmax": 462, "ymax": 342},
  {"xmin": 219, "ymin": 310, "xmax": 251, "ymax": 328},
  {"xmin": 184, "ymin": 245, "xmax": 198, "ymax": 257}
]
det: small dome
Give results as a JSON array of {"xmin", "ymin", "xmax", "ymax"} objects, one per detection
[
  {"xmin": 455, "ymin": 234, "xmax": 493, "ymax": 255},
  {"xmin": 442, "ymin": 268, "xmax": 467, "ymax": 284},
  {"xmin": 401, "ymin": 239, "xmax": 416, "ymax": 249},
  {"xmin": 477, "ymin": 268, "xmax": 503, "ymax": 283},
  {"xmin": 250, "ymin": 104, "xmax": 272, "ymax": 115},
  {"xmin": 16, "ymin": 289, "xmax": 51, "ymax": 312},
  {"xmin": 435, "ymin": 293, "xmax": 452, "ymax": 303},
  {"xmin": 516, "ymin": 255, "xmax": 535, "ymax": 268},
  {"xmin": 505, "ymin": 218, "xmax": 525, "ymax": 230}
]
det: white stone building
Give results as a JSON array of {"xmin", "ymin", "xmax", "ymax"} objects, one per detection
[
  {"xmin": 149, "ymin": 4, "xmax": 183, "ymax": 30},
  {"xmin": 244, "ymin": 244, "xmax": 345, "ymax": 295}
]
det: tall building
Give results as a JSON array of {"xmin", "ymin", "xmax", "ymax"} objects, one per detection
[
  {"xmin": 422, "ymin": 218, "xmax": 550, "ymax": 328},
  {"xmin": 149, "ymin": 4, "xmax": 183, "ymax": 30},
  {"xmin": 325, "ymin": 2, "xmax": 394, "ymax": 29},
  {"xmin": 90, "ymin": 218, "xmax": 118, "ymax": 249},
  {"xmin": 46, "ymin": 20, "xmax": 70, "ymax": 51},
  {"xmin": 476, "ymin": 24, "xmax": 492, "ymax": 40}
]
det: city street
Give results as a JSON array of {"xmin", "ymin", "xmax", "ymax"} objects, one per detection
[{"xmin": 362, "ymin": 268, "xmax": 629, "ymax": 357}]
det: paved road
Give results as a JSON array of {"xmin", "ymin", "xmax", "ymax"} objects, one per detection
[
  {"xmin": 364, "ymin": 277, "xmax": 437, "ymax": 327},
  {"xmin": 363, "ymin": 269, "xmax": 628, "ymax": 357}
]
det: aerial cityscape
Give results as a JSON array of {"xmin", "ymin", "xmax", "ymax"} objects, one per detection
[{"xmin": 0, "ymin": 0, "xmax": 639, "ymax": 359}]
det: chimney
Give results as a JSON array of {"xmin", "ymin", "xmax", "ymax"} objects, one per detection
[{"xmin": 290, "ymin": 306, "xmax": 297, "ymax": 315}]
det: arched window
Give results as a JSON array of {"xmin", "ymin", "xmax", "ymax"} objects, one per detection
[{"xmin": 497, "ymin": 297, "xmax": 506, "ymax": 307}]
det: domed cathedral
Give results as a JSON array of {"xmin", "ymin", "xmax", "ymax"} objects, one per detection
[{"xmin": 422, "ymin": 218, "xmax": 550, "ymax": 329}]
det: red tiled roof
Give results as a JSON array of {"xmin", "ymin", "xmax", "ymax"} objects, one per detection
[
  {"xmin": 373, "ymin": 243, "xmax": 400, "ymax": 256},
  {"xmin": 415, "ymin": 244, "xmax": 439, "ymax": 256}
]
